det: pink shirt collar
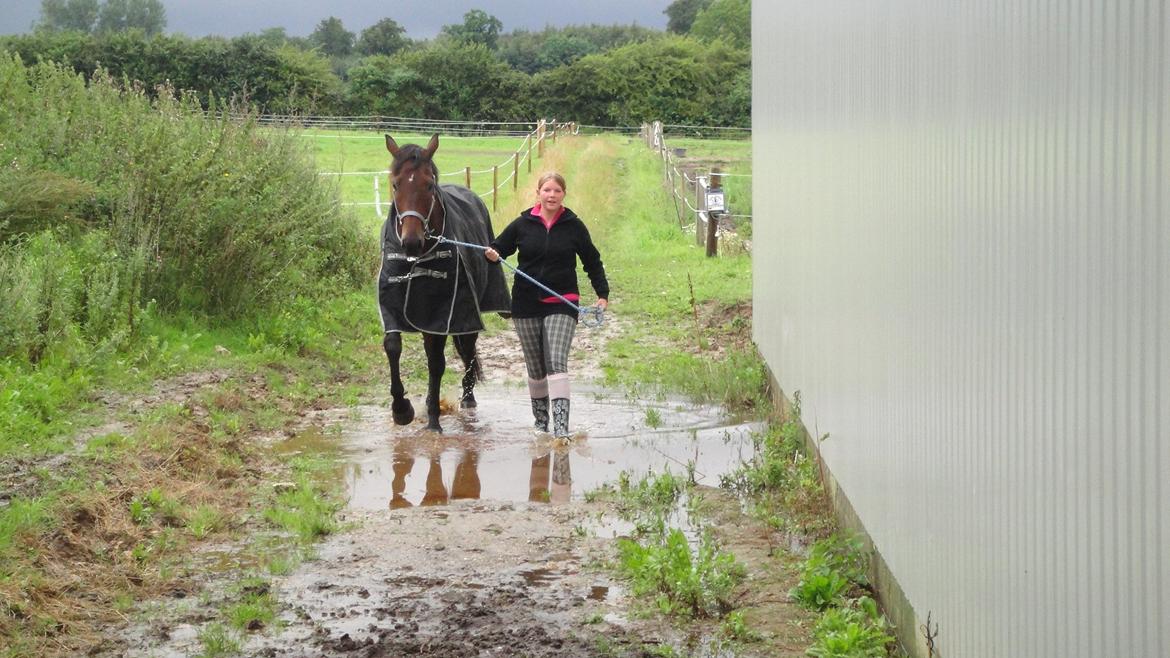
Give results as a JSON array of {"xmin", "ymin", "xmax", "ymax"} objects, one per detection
[{"xmin": 532, "ymin": 204, "xmax": 565, "ymax": 229}]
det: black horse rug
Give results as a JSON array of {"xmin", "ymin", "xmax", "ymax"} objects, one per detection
[{"xmin": 378, "ymin": 184, "xmax": 511, "ymax": 335}]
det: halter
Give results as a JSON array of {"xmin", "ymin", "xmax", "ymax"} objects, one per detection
[{"xmin": 393, "ymin": 191, "xmax": 441, "ymax": 243}]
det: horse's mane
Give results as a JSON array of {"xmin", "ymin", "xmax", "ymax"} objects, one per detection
[{"xmin": 391, "ymin": 144, "xmax": 439, "ymax": 178}]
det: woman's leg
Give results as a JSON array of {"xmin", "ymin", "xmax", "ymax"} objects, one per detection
[
  {"xmin": 542, "ymin": 314, "xmax": 577, "ymax": 437},
  {"xmin": 513, "ymin": 317, "xmax": 549, "ymax": 431}
]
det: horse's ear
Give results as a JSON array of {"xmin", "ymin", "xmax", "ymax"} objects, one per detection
[
  {"xmin": 385, "ymin": 134, "xmax": 399, "ymax": 156},
  {"xmin": 424, "ymin": 133, "xmax": 439, "ymax": 158}
]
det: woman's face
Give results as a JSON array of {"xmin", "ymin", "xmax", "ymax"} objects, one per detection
[{"xmin": 538, "ymin": 179, "xmax": 565, "ymax": 213}]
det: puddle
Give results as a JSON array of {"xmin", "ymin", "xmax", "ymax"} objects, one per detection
[
  {"xmin": 117, "ymin": 385, "xmax": 770, "ymax": 658},
  {"xmin": 278, "ymin": 384, "xmax": 762, "ymax": 512}
]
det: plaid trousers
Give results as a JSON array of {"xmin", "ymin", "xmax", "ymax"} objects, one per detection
[{"xmin": 513, "ymin": 314, "xmax": 576, "ymax": 380}]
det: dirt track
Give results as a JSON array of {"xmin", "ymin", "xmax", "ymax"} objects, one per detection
[{"xmin": 105, "ymin": 324, "xmax": 800, "ymax": 657}]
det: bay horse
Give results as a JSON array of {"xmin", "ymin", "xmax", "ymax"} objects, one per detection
[{"xmin": 377, "ymin": 134, "xmax": 510, "ymax": 432}]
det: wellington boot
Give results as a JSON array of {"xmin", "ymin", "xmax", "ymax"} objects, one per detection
[
  {"xmin": 531, "ymin": 397, "xmax": 550, "ymax": 433},
  {"xmin": 551, "ymin": 398, "xmax": 570, "ymax": 438}
]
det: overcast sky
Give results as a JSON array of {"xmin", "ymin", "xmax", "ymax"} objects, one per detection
[{"xmin": 0, "ymin": 0, "xmax": 673, "ymax": 38}]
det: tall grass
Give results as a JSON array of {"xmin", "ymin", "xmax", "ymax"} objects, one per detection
[{"xmin": 0, "ymin": 53, "xmax": 372, "ymax": 364}]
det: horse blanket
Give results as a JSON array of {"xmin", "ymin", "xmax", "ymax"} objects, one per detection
[{"xmin": 378, "ymin": 184, "xmax": 511, "ymax": 335}]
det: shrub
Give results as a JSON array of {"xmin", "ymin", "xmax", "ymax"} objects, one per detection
[{"xmin": 0, "ymin": 53, "xmax": 372, "ymax": 361}]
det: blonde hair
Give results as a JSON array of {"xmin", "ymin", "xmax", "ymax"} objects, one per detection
[{"xmin": 536, "ymin": 171, "xmax": 566, "ymax": 192}]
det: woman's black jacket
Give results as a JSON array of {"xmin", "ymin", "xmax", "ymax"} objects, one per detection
[{"xmin": 490, "ymin": 207, "xmax": 609, "ymax": 319}]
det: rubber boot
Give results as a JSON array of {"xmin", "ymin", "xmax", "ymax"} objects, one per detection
[
  {"xmin": 531, "ymin": 397, "xmax": 549, "ymax": 432},
  {"xmin": 551, "ymin": 398, "xmax": 571, "ymax": 438}
]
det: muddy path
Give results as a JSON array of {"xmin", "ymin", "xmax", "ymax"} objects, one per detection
[{"xmin": 109, "ymin": 326, "xmax": 803, "ymax": 657}]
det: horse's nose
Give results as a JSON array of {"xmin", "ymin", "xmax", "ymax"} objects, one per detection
[{"xmin": 402, "ymin": 236, "xmax": 423, "ymax": 257}]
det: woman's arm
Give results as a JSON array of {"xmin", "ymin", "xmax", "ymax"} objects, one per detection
[
  {"xmin": 577, "ymin": 224, "xmax": 609, "ymax": 303},
  {"xmin": 487, "ymin": 220, "xmax": 519, "ymax": 261}
]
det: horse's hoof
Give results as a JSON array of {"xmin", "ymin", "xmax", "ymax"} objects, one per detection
[
  {"xmin": 392, "ymin": 399, "xmax": 415, "ymax": 425},
  {"xmin": 460, "ymin": 396, "xmax": 477, "ymax": 409},
  {"xmin": 425, "ymin": 418, "xmax": 443, "ymax": 433}
]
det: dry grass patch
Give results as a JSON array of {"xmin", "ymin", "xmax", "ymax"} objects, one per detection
[{"xmin": 0, "ymin": 397, "xmax": 268, "ymax": 656}]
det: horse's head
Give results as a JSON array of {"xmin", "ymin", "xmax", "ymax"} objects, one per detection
[{"xmin": 386, "ymin": 133, "xmax": 442, "ymax": 257}]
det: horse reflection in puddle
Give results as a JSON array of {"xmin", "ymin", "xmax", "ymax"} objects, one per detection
[
  {"xmin": 388, "ymin": 433, "xmax": 586, "ymax": 507},
  {"xmin": 389, "ymin": 441, "xmax": 481, "ymax": 509}
]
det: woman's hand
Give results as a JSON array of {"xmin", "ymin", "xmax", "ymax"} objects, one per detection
[
  {"xmin": 484, "ymin": 248, "xmax": 499, "ymax": 262},
  {"xmin": 595, "ymin": 298, "xmax": 608, "ymax": 310}
]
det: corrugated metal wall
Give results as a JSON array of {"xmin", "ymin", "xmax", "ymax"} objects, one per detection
[{"xmin": 752, "ymin": 2, "xmax": 1168, "ymax": 657}]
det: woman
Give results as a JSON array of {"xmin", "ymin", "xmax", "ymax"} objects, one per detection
[{"xmin": 485, "ymin": 172, "xmax": 609, "ymax": 438}]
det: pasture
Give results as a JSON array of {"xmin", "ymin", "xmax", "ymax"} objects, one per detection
[{"xmin": 306, "ymin": 129, "xmax": 544, "ymax": 230}]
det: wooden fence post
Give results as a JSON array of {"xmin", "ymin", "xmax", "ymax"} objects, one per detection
[
  {"xmin": 492, "ymin": 165, "xmax": 498, "ymax": 212},
  {"xmin": 513, "ymin": 152, "xmax": 519, "ymax": 190},
  {"xmin": 706, "ymin": 168, "xmax": 721, "ymax": 257},
  {"xmin": 465, "ymin": 166, "xmax": 471, "ymax": 189},
  {"xmin": 527, "ymin": 135, "xmax": 533, "ymax": 173}
]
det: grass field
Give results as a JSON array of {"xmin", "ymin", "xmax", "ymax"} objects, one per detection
[{"xmin": 305, "ymin": 129, "xmax": 547, "ymax": 232}]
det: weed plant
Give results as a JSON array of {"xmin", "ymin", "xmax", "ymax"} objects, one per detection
[
  {"xmin": 224, "ymin": 577, "xmax": 278, "ymax": 632},
  {"xmin": 263, "ymin": 457, "xmax": 341, "ymax": 543},
  {"xmin": 721, "ymin": 394, "xmax": 833, "ymax": 536},
  {"xmin": 806, "ymin": 597, "xmax": 896, "ymax": 658},
  {"xmin": 614, "ymin": 469, "xmax": 683, "ymax": 519},
  {"xmin": 721, "ymin": 610, "xmax": 762, "ymax": 642},
  {"xmin": 197, "ymin": 622, "xmax": 241, "ymax": 657},
  {"xmin": 788, "ymin": 535, "xmax": 899, "ymax": 657},
  {"xmin": 616, "ymin": 528, "xmax": 745, "ymax": 619}
]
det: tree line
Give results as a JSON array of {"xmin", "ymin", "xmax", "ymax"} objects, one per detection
[{"xmin": 3, "ymin": 0, "xmax": 750, "ymax": 127}]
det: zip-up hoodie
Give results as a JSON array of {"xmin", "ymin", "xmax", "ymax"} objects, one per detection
[{"xmin": 490, "ymin": 206, "xmax": 609, "ymax": 319}]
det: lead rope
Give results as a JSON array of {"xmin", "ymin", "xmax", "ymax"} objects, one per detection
[{"xmin": 436, "ymin": 236, "xmax": 605, "ymax": 328}]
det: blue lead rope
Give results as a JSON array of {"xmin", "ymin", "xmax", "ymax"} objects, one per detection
[{"xmin": 437, "ymin": 236, "xmax": 605, "ymax": 328}]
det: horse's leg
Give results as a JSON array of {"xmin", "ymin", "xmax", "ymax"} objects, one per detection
[
  {"xmin": 422, "ymin": 333, "xmax": 448, "ymax": 432},
  {"xmin": 452, "ymin": 333, "xmax": 481, "ymax": 409},
  {"xmin": 383, "ymin": 332, "xmax": 415, "ymax": 425}
]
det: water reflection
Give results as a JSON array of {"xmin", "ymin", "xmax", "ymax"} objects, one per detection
[
  {"xmin": 292, "ymin": 386, "xmax": 763, "ymax": 510},
  {"xmin": 528, "ymin": 447, "xmax": 573, "ymax": 504},
  {"xmin": 390, "ymin": 442, "xmax": 482, "ymax": 509}
]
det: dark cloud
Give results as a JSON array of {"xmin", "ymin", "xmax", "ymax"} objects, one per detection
[{"xmin": 0, "ymin": 0, "xmax": 672, "ymax": 37}]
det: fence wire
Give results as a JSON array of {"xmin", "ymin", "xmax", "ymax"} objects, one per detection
[
  {"xmin": 642, "ymin": 121, "xmax": 752, "ymax": 255},
  {"xmin": 338, "ymin": 120, "xmax": 574, "ymax": 213}
]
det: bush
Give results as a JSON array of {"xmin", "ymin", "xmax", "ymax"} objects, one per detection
[
  {"xmin": 532, "ymin": 35, "xmax": 750, "ymax": 126},
  {"xmin": 0, "ymin": 53, "xmax": 372, "ymax": 361},
  {"xmin": 0, "ymin": 32, "xmax": 342, "ymax": 114},
  {"xmin": 345, "ymin": 41, "xmax": 527, "ymax": 119}
]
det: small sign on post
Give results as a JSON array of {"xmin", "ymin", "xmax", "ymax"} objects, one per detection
[
  {"xmin": 705, "ymin": 168, "xmax": 722, "ymax": 257},
  {"xmin": 705, "ymin": 189, "xmax": 725, "ymax": 213}
]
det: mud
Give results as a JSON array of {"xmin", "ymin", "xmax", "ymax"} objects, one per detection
[
  {"xmin": 114, "ymin": 375, "xmax": 765, "ymax": 657},
  {"xmin": 244, "ymin": 502, "xmax": 630, "ymax": 657},
  {"xmin": 106, "ymin": 319, "xmax": 806, "ymax": 657}
]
